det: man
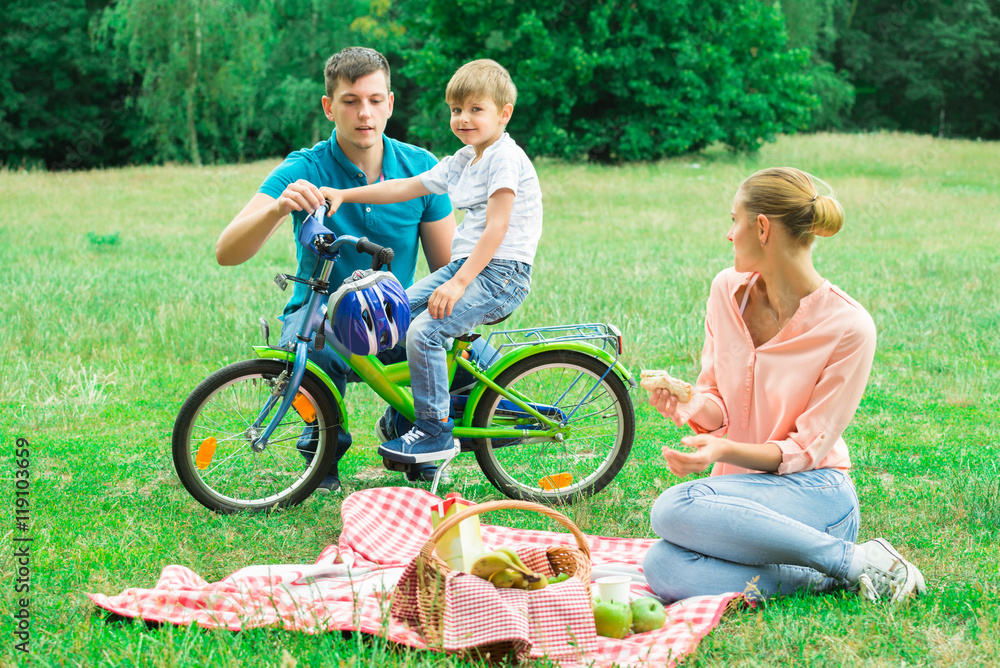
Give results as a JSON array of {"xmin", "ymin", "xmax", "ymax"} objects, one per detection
[{"xmin": 215, "ymin": 47, "xmax": 456, "ymax": 493}]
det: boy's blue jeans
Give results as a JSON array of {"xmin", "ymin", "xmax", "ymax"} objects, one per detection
[
  {"xmin": 406, "ymin": 258, "xmax": 531, "ymax": 422},
  {"xmin": 643, "ymin": 468, "xmax": 860, "ymax": 602}
]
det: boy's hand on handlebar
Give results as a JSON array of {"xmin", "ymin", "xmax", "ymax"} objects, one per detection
[
  {"xmin": 661, "ymin": 435, "xmax": 723, "ymax": 477},
  {"xmin": 275, "ymin": 180, "xmax": 326, "ymax": 217},
  {"xmin": 648, "ymin": 388, "xmax": 685, "ymax": 428},
  {"xmin": 428, "ymin": 278, "xmax": 466, "ymax": 319},
  {"xmin": 319, "ymin": 187, "xmax": 345, "ymax": 215}
]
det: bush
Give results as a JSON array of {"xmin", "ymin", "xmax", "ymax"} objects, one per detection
[{"xmin": 390, "ymin": 0, "xmax": 817, "ymax": 161}]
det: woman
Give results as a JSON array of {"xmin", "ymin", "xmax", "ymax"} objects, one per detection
[{"xmin": 643, "ymin": 167, "xmax": 925, "ymax": 603}]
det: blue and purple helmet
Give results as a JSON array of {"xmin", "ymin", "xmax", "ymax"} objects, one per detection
[{"xmin": 330, "ymin": 271, "xmax": 410, "ymax": 355}]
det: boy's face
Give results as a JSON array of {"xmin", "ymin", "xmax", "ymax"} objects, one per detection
[
  {"xmin": 322, "ymin": 71, "xmax": 394, "ymax": 153},
  {"xmin": 448, "ymin": 97, "xmax": 513, "ymax": 154}
]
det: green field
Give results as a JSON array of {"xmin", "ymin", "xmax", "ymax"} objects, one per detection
[{"xmin": 1, "ymin": 131, "xmax": 998, "ymax": 666}]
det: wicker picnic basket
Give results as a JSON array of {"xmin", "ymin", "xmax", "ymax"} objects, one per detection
[{"xmin": 415, "ymin": 499, "xmax": 592, "ymax": 661}]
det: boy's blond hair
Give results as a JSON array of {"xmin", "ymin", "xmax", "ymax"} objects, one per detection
[{"xmin": 446, "ymin": 59, "xmax": 517, "ymax": 110}]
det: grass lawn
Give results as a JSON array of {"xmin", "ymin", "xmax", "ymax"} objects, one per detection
[{"xmin": 1, "ymin": 131, "xmax": 998, "ymax": 666}]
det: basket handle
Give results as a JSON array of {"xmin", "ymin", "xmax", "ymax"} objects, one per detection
[{"xmin": 419, "ymin": 499, "xmax": 591, "ymax": 565}]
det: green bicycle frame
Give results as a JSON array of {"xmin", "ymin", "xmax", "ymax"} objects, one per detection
[{"xmin": 251, "ymin": 337, "xmax": 633, "ymax": 440}]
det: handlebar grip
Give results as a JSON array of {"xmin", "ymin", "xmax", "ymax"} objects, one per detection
[
  {"xmin": 355, "ymin": 236, "xmax": 395, "ymax": 269},
  {"xmin": 354, "ymin": 236, "xmax": 382, "ymax": 256}
]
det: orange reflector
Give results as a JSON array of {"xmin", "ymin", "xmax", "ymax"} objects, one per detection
[
  {"xmin": 195, "ymin": 437, "xmax": 217, "ymax": 470},
  {"xmin": 539, "ymin": 473, "xmax": 573, "ymax": 490},
  {"xmin": 291, "ymin": 393, "xmax": 317, "ymax": 423}
]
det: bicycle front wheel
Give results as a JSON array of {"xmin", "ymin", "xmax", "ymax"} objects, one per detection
[
  {"xmin": 472, "ymin": 350, "xmax": 635, "ymax": 504},
  {"xmin": 172, "ymin": 359, "xmax": 341, "ymax": 513}
]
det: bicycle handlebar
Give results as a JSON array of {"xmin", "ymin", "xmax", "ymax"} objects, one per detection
[
  {"xmin": 301, "ymin": 204, "xmax": 394, "ymax": 271},
  {"xmin": 355, "ymin": 236, "xmax": 394, "ymax": 270}
]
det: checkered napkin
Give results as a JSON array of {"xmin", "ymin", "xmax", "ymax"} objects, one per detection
[{"xmin": 89, "ymin": 486, "xmax": 742, "ymax": 667}]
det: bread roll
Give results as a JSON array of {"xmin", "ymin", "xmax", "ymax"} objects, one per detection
[{"xmin": 639, "ymin": 369, "xmax": 693, "ymax": 402}]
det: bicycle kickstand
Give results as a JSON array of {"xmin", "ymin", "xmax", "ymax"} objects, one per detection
[{"xmin": 429, "ymin": 438, "xmax": 460, "ymax": 497}]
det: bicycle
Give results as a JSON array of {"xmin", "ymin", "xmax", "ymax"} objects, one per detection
[{"xmin": 173, "ymin": 205, "xmax": 637, "ymax": 513}]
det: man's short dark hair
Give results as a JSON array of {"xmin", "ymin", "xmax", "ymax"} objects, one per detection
[{"xmin": 324, "ymin": 47, "xmax": 391, "ymax": 97}]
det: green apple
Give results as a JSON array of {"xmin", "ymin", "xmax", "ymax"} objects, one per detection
[
  {"xmin": 593, "ymin": 599, "xmax": 632, "ymax": 639},
  {"xmin": 629, "ymin": 597, "xmax": 667, "ymax": 633}
]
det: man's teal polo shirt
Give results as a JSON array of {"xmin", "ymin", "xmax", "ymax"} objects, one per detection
[{"xmin": 259, "ymin": 131, "xmax": 453, "ymax": 316}]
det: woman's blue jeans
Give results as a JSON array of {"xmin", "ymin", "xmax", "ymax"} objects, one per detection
[{"xmin": 643, "ymin": 469, "xmax": 860, "ymax": 601}]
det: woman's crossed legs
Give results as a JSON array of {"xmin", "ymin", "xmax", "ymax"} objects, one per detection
[{"xmin": 643, "ymin": 468, "xmax": 861, "ymax": 601}]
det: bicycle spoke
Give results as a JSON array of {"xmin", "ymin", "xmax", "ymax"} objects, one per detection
[
  {"xmin": 474, "ymin": 351, "xmax": 634, "ymax": 503},
  {"xmin": 177, "ymin": 363, "xmax": 337, "ymax": 511}
]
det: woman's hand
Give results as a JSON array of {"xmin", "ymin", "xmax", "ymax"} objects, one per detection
[
  {"xmin": 661, "ymin": 434, "xmax": 726, "ymax": 477},
  {"xmin": 648, "ymin": 388, "xmax": 686, "ymax": 427}
]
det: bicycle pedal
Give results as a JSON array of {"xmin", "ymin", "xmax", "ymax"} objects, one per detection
[{"xmin": 381, "ymin": 457, "xmax": 410, "ymax": 474}]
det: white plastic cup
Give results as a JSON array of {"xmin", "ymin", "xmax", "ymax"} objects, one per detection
[{"xmin": 595, "ymin": 575, "xmax": 632, "ymax": 604}]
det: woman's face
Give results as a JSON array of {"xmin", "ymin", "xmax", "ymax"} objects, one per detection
[{"xmin": 728, "ymin": 192, "xmax": 763, "ymax": 272}]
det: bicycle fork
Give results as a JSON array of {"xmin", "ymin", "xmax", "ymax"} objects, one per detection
[{"xmin": 248, "ymin": 339, "xmax": 311, "ymax": 450}]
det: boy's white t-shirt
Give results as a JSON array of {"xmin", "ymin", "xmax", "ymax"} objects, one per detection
[{"xmin": 419, "ymin": 133, "xmax": 542, "ymax": 265}]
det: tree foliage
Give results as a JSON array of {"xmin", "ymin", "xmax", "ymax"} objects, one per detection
[
  {"xmin": 0, "ymin": 0, "xmax": 138, "ymax": 170},
  {"xmin": 387, "ymin": 0, "xmax": 816, "ymax": 161},
  {"xmin": 836, "ymin": 0, "xmax": 1000, "ymax": 138},
  {"xmin": 95, "ymin": 0, "xmax": 276, "ymax": 165},
  {"xmin": 2, "ymin": 0, "xmax": 999, "ymax": 169}
]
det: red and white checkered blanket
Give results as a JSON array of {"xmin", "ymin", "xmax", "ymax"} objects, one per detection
[{"xmin": 89, "ymin": 487, "xmax": 742, "ymax": 667}]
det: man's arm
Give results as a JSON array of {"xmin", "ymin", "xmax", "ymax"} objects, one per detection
[
  {"xmin": 419, "ymin": 213, "xmax": 457, "ymax": 273},
  {"xmin": 216, "ymin": 179, "xmax": 327, "ymax": 266}
]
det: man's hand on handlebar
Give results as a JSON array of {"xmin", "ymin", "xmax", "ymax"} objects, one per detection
[{"xmin": 275, "ymin": 180, "xmax": 327, "ymax": 218}]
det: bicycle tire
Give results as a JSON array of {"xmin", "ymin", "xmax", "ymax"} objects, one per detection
[
  {"xmin": 472, "ymin": 350, "xmax": 635, "ymax": 504},
  {"xmin": 172, "ymin": 359, "xmax": 341, "ymax": 513}
]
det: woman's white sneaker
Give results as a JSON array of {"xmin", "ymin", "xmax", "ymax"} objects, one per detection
[{"xmin": 856, "ymin": 538, "xmax": 926, "ymax": 602}]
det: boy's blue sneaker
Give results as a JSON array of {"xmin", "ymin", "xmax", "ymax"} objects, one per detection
[
  {"xmin": 375, "ymin": 407, "xmax": 450, "ymax": 482},
  {"xmin": 378, "ymin": 418, "xmax": 459, "ymax": 464}
]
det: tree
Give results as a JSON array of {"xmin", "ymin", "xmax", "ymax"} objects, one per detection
[
  {"xmin": 96, "ymin": 0, "xmax": 275, "ymax": 165},
  {"xmin": 836, "ymin": 0, "xmax": 1000, "ymax": 138},
  {"xmin": 0, "ymin": 0, "xmax": 139, "ymax": 170},
  {"xmin": 254, "ymin": 0, "xmax": 367, "ymax": 158},
  {"xmin": 778, "ymin": 0, "xmax": 855, "ymax": 130},
  {"xmin": 378, "ymin": 0, "xmax": 817, "ymax": 161}
]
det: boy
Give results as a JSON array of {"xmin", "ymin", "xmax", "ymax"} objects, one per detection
[{"xmin": 323, "ymin": 59, "xmax": 542, "ymax": 463}]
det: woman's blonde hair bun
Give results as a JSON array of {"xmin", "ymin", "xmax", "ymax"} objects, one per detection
[
  {"xmin": 811, "ymin": 194, "xmax": 844, "ymax": 237},
  {"xmin": 739, "ymin": 167, "xmax": 844, "ymax": 244}
]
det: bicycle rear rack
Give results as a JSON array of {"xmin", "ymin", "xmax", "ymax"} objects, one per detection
[{"xmin": 480, "ymin": 323, "xmax": 623, "ymax": 368}]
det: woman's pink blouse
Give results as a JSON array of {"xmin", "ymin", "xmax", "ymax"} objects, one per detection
[{"xmin": 679, "ymin": 268, "xmax": 877, "ymax": 476}]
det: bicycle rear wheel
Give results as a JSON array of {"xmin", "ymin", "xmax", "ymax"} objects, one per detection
[
  {"xmin": 472, "ymin": 350, "xmax": 634, "ymax": 504},
  {"xmin": 172, "ymin": 359, "xmax": 341, "ymax": 513}
]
